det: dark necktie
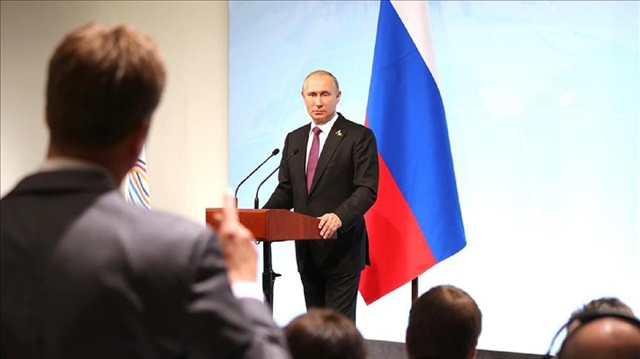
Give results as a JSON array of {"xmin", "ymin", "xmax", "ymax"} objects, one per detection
[{"xmin": 306, "ymin": 126, "xmax": 322, "ymax": 193}]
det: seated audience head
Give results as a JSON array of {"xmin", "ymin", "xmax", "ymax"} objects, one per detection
[
  {"xmin": 554, "ymin": 310, "xmax": 640, "ymax": 359},
  {"xmin": 284, "ymin": 308, "xmax": 366, "ymax": 359},
  {"xmin": 406, "ymin": 284, "xmax": 482, "ymax": 359},
  {"xmin": 566, "ymin": 297, "xmax": 635, "ymax": 333},
  {"xmin": 46, "ymin": 22, "xmax": 166, "ymax": 182}
]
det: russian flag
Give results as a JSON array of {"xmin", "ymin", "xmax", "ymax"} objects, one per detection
[{"xmin": 360, "ymin": 0, "xmax": 466, "ymax": 304}]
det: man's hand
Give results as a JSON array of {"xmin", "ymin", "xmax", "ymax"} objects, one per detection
[
  {"xmin": 216, "ymin": 191, "xmax": 257, "ymax": 284},
  {"xmin": 317, "ymin": 213, "xmax": 342, "ymax": 239}
]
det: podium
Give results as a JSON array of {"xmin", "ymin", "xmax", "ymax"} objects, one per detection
[
  {"xmin": 206, "ymin": 209, "xmax": 323, "ymax": 242},
  {"xmin": 205, "ymin": 208, "xmax": 330, "ymax": 309}
]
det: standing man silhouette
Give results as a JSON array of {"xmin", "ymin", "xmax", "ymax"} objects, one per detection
[{"xmin": 0, "ymin": 22, "xmax": 290, "ymax": 359}]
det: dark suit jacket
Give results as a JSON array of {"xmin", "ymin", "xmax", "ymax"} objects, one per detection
[
  {"xmin": 264, "ymin": 114, "xmax": 379, "ymax": 274},
  {"xmin": 0, "ymin": 170, "xmax": 290, "ymax": 359}
]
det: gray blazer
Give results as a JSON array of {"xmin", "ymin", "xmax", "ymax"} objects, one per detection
[{"xmin": 0, "ymin": 170, "xmax": 290, "ymax": 359}]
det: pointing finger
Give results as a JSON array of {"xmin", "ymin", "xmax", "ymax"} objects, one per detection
[{"xmin": 222, "ymin": 189, "xmax": 238, "ymax": 222}]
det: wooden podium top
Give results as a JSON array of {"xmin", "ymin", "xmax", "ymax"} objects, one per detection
[{"xmin": 205, "ymin": 208, "xmax": 332, "ymax": 242}]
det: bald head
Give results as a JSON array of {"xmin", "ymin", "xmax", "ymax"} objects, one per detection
[{"xmin": 559, "ymin": 317, "xmax": 640, "ymax": 359}]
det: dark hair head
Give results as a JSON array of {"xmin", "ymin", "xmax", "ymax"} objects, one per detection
[
  {"xmin": 285, "ymin": 308, "xmax": 366, "ymax": 359},
  {"xmin": 46, "ymin": 22, "xmax": 166, "ymax": 148},
  {"xmin": 406, "ymin": 285, "xmax": 482, "ymax": 359}
]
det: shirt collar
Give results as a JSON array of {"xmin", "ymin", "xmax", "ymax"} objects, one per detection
[
  {"xmin": 310, "ymin": 112, "xmax": 339, "ymax": 134},
  {"xmin": 40, "ymin": 157, "xmax": 111, "ymax": 175}
]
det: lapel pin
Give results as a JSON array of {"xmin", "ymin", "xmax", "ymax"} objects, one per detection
[{"xmin": 335, "ymin": 130, "xmax": 343, "ymax": 137}]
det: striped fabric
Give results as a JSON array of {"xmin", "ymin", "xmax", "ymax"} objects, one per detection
[{"xmin": 125, "ymin": 148, "xmax": 151, "ymax": 209}]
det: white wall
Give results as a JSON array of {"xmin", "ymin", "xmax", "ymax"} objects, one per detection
[{"xmin": 0, "ymin": 0, "xmax": 228, "ymax": 222}]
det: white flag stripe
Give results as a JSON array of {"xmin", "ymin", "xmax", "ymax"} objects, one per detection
[{"xmin": 390, "ymin": 0, "xmax": 440, "ymax": 84}]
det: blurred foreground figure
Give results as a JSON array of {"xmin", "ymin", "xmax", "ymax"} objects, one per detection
[
  {"xmin": 0, "ymin": 22, "xmax": 290, "ymax": 359},
  {"xmin": 546, "ymin": 297, "xmax": 640, "ymax": 359}
]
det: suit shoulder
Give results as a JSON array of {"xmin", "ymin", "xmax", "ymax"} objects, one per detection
[
  {"xmin": 338, "ymin": 116, "xmax": 375, "ymax": 136},
  {"xmin": 101, "ymin": 192, "xmax": 214, "ymax": 246},
  {"xmin": 338, "ymin": 114, "xmax": 366, "ymax": 129}
]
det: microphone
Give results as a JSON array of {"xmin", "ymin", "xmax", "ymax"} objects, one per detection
[
  {"xmin": 254, "ymin": 149, "xmax": 300, "ymax": 209},
  {"xmin": 234, "ymin": 148, "xmax": 280, "ymax": 200}
]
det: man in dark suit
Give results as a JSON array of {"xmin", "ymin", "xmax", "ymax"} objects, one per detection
[
  {"xmin": 0, "ymin": 23, "xmax": 290, "ymax": 359},
  {"xmin": 264, "ymin": 70, "xmax": 379, "ymax": 322}
]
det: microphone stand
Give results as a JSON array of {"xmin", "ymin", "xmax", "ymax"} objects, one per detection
[
  {"xmin": 254, "ymin": 186, "xmax": 280, "ymax": 311},
  {"xmin": 254, "ymin": 149, "xmax": 298, "ymax": 310}
]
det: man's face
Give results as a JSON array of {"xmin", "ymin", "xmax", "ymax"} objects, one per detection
[{"xmin": 301, "ymin": 73, "xmax": 341, "ymax": 125}]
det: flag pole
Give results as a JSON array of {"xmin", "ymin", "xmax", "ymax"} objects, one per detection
[{"xmin": 411, "ymin": 278, "xmax": 418, "ymax": 303}]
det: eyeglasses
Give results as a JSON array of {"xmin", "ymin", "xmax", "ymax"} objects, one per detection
[{"xmin": 541, "ymin": 309, "xmax": 640, "ymax": 359}]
